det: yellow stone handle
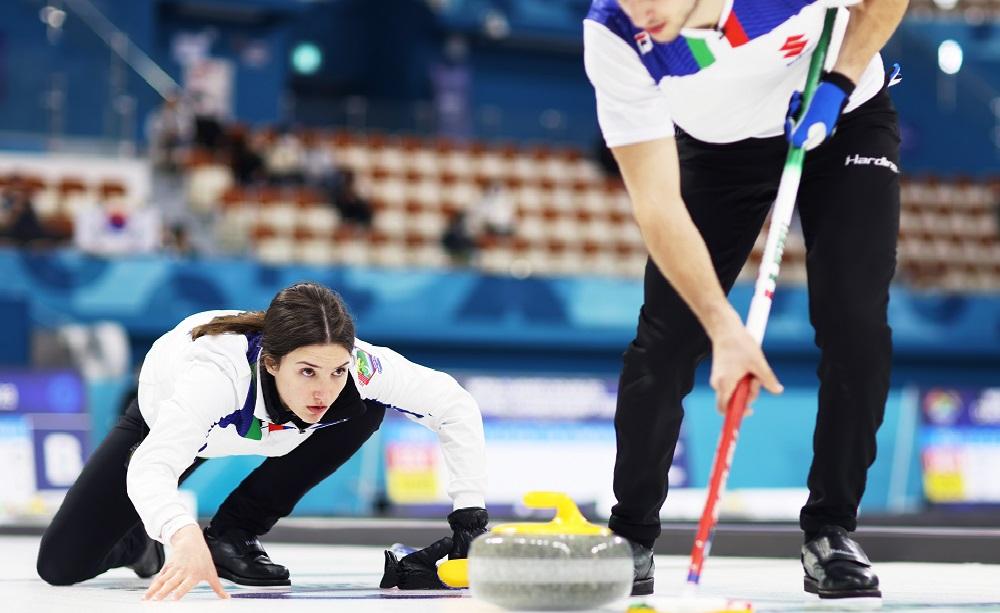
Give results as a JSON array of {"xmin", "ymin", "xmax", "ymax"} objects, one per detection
[
  {"xmin": 436, "ymin": 492, "xmax": 602, "ymax": 589},
  {"xmin": 523, "ymin": 491, "xmax": 589, "ymax": 528},
  {"xmin": 491, "ymin": 491, "xmax": 607, "ymax": 536}
]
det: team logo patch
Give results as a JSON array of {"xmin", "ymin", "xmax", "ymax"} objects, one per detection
[
  {"xmin": 634, "ymin": 31, "xmax": 653, "ymax": 54},
  {"xmin": 355, "ymin": 348, "xmax": 383, "ymax": 386},
  {"xmin": 780, "ymin": 34, "xmax": 808, "ymax": 60}
]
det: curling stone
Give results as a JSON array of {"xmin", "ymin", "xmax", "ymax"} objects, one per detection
[{"xmin": 467, "ymin": 491, "xmax": 633, "ymax": 611}]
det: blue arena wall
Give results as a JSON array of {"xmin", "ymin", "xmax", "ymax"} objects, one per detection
[{"xmin": 1, "ymin": 249, "xmax": 998, "ymax": 373}]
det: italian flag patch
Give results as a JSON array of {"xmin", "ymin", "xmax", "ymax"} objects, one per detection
[
  {"xmin": 684, "ymin": 8, "xmax": 748, "ymax": 70},
  {"xmin": 355, "ymin": 348, "xmax": 382, "ymax": 386}
]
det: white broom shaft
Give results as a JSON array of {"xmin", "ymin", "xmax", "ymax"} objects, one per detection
[{"xmin": 745, "ymin": 159, "xmax": 803, "ymax": 342}]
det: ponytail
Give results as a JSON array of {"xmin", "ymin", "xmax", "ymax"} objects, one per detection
[{"xmin": 190, "ymin": 311, "xmax": 265, "ymax": 340}]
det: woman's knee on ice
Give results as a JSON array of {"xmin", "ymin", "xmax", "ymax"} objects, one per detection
[{"xmin": 36, "ymin": 540, "xmax": 90, "ymax": 586}]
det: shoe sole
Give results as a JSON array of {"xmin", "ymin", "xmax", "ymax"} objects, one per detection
[
  {"xmin": 631, "ymin": 578, "xmax": 654, "ymax": 596},
  {"xmin": 217, "ymin": 566, "xmax": 291, "ymax": 587},
  {"xmin": 804, "ymin": 576, "xmax": 881, "ymax": 599}
]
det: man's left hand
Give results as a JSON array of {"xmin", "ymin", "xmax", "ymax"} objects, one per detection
[{"xmin": 785, "ymin": 72, "xmax": 855, "ymax": 151}]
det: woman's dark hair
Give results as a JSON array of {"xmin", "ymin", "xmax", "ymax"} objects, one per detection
[{"xmin": 189, "ymin": 282, "xmax": 355, "ymax": 363}]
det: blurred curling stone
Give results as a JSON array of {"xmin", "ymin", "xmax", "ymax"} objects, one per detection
[{"xmin": 467, "ymin": 491, "xmax": 633, "ymax": 610}]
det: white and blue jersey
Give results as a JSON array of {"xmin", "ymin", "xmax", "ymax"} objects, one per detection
[
  {"xmin": 583, "ymin": 0, "xmax": 885, "ymax": 145},
  {"xmin": 130, "ymin": 310, "xmax": 487, "ymax": 544}
]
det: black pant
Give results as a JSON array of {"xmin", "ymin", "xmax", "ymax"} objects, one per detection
[
  {"xmin": 37, "ymin": 389, "xmax": 384, "ymax": 585},
  {"xmin": 609, "ymin": 89, "xmax": 900, "ymax": 548}
]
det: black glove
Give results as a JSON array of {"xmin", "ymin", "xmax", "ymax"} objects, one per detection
[
  {"xmin": 447, "ymin": 507, "xmax": 489, "ymax": 559},
  {"xmin": 380, "ymin": 536, "xmax": 453, "ymax": 589}
]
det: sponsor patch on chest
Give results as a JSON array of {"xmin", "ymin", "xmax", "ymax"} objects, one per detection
[{"xmin": 780, "ymin": 34, "xmax": 808, "ymax": 60}]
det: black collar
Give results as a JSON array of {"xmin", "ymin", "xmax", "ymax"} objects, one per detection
[{"xmin": 260, "ymin": 367, "xmax": 366, "ymax": 430}]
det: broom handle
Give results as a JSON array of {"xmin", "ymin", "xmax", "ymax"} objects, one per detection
[{"xmin": 686, "ymin": 7, "xmax": 839, "ymax": 586}]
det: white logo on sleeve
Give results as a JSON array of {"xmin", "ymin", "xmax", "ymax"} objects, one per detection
[{"xmin": 845, "ymin": 154, "xmax": 899, "ymax": 174}]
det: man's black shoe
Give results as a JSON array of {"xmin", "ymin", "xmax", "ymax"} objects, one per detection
[
  {"xmin": 802, "ymin": 525, "xmax": 881, "ymax": 599},
  {"xmin": 628, "ymin": 540, "xmax": 654, "ymax": 596},
  {"xmin": 204, "ymin": 526, "xmax": 290, "ymax": 587}
]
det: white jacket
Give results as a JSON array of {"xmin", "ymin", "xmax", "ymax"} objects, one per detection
[
  {"xmin": 584, "ymin": 0, "xmax": 885, "ymax": 146},
  {"xmin": 129, "ymin": 310, "xmax": 487, "ymax": 544}
]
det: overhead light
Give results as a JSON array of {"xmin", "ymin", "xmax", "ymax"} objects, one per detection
[
  {"xmin": 483, "ymin": 10, "xmax": 510, "ymax": 40},
  {"xmin": 931, "ymin": 0, "xmax": 958, "ymax": 10},
  {"xmin": 937, "ymin": 39, "xmax": 963, "ymax": 75},
  {"xmin": 40, "ymin": 5, "xmax": 67, "ymax": 29},
  {"xmin": 291, "ymin": 42, "xmax": 322, "ymax": 75}
]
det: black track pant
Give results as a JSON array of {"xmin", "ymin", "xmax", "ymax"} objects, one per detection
[
  {"xmin": 608, "ymin": 89, "xmax": 900, "ymax": 548},
  {"xmin": 37, "ymin": 392, "xmax": 384, "ymax": 585}
]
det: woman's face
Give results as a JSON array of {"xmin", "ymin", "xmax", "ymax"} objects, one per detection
[{"xmin": 264, "ymin": 343, "xmax": 352, "ymax": 424}]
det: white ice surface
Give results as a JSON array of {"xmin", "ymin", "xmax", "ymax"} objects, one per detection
[{"xmin": 2, "ymin": 536, "xmax": 998, "ymax": 613}]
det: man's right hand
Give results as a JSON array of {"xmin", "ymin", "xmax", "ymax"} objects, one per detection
[
  {"xmin": 708, "ymin": 316, "xmax": 783, "ymax": 415},
  {"xmin": 144, "ymin": 524, "xmax": 230, "ymax": 601}
]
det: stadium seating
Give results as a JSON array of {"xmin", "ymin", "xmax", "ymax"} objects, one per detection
[
  {"xmin": 4, "ymin": 132, "xmax": 996, "ymax": 291},
  {"xmin": 205, "ymin": 130, "xmax": 999, "ymax": 290}
]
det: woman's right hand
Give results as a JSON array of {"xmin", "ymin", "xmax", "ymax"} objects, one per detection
[
  {"xmin": 143, "ymin": 524, "xmax": 230, "ymax": 601},
  {"xmin": 708, "ymin": 316, "xmax": 783, "ymax": 415}
]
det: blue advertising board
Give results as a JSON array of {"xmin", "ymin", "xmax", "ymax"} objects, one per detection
[
  {"xmin": 0, "ymin": 369, "xmax": 89, "ymax": 518},
  {"xmin": 919, "ymin": 387, "xmax": 1000, "ymax": 505},
  {"xmin": 381, "ymin": 374, "xmax": 689, "ymax": 515}
]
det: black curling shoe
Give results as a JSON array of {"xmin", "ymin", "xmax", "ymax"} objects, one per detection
[
  {"xmin": 802, "ymin": 525, "xmax": 881, "ymax": 599},
  {"xmin": 114, "ymin": 523, "xmax": 163, "ymax": 579},
  {"xmin": 628, "ymin": 540, "xmax": 655, "ymax": 596},
  {"xmin": 117, "ymin": 522, "xmax": 164, "ymax": 579},
  {"xmin": 128, "ymin": 536, "xmax": 165, "ymax": 579},
  {"xmin": 204, "ymin": 527, "xmax": 291, "ymax": 586}
]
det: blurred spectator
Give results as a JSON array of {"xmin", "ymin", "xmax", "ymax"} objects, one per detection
[
  {"xmin": 471, "ymin": 180, "xmax": 516, "ymax": 237},
  {"xmin": 0, "ymin": 178, "xmax": 50, "ymax": 247},
  {"xmin": 266, "ymin": 126, "xmax": 306, "ymax": 186},
  {"xmin": 226, "ymin": 126, "xmax": 265, "ymax": 186},
  {"xmin": 332, "ymin": 169, "xmax": 373, "ymax": 229},
  {"xmin": 442, "ymin": 210, "xmax": 477, "ymax": 265},
  {"xmin": 191, "ymin": 91, "xmax": 227, "ymax": 151},
  {"xmin": 302, "ymin": 132, "xmax": 341, "ymax": 192},
  {"xmin": 162, "ymin": 223, "xmax": 195, "ymax": 257},
  {"xmin": 74, "ymin": 197, "xmax": 162, "ymax": 256},
  {"xmin": 147, "ymin": 93, "xmax": 195, "ymax": 245},
  {"xmin": 145, "ymin": 92, "xmax": 193, "ymax": 175}
]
